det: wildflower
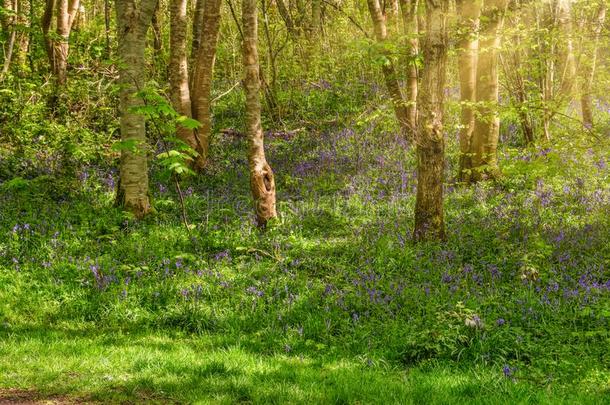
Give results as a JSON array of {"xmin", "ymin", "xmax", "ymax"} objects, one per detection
[
  {"xmin": 595, "ymin": 158, "xmax": 607, "ymax": 171},
  {"xmin": 214, "ymin": 250, "xmax": 229, "ymax": 261},
  {"xmin": 246, "ymin": 286, "xmax": 263, "ymax": 297},
  {"xmin": 465, "ymin": 315, "xmax": 483, "ymax": 328},
  {"xmin": 496, "ymin": 318, "xmax": 505, "ymax": 326}
]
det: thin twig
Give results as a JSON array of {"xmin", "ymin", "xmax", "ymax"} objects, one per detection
[
  {"xmin": 226, "ymin": 0, "xmax": 244, "ymax": 41},
  {"xmin": 320, "ymin": 0, "xmax": 370, "ymax": 39},
  {"xmin": 211, "ymin": 81, "xmax": 241, "ymax": 103}
]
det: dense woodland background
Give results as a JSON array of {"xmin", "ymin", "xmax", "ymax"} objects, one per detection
[{"xmin": 0, "ymin": 0, "xmax": 609, "ymax": 403}]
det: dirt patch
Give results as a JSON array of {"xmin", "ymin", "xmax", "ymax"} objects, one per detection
[{"xmin": 0, "ymin": 389, "xmax": 91, "ymax": 404}]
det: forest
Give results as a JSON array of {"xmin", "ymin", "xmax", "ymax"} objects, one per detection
[{"xmin": 0, "ymin": 0, "xmax": 609, "ymax": 402}]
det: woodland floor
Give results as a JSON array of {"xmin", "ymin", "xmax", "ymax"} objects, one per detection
[{"xmin": 1, "ymin": 120, "xmax": 610, "ymax": 403}]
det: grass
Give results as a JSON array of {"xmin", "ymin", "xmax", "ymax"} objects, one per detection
[{"xmin": 1, "ymin": 326, "xmax": 607, "ymax": 404}]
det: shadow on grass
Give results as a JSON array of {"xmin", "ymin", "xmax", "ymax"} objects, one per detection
[{"xmin": 0, "ymin": 325, "xmax": 606, "ymax": 404}]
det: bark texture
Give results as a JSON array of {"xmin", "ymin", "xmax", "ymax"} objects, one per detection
[
  {"xmin": 455, "ymin": 0, "xmax": 481, "ymax": 181},
  {"xmin": 243, "ymin": 0, "xmax": 277, "ymax": 227},
  {"xmin": 190, "ymin": 0, "xmax": 205, "ymax": 66},
  {"xmin": 191, "ymin": 0, "xmax": 222, "ymax": 167},
  {"xmin": 468, "ymin": 0, "xmax": 507, "ymax": 181},
  {"xmin": 413, "ymin": 0, "xmax": 448, "ymax": 242},
  {"xmin": 115, "ymin": 0, "xmax": 158, "ymax": 217}
]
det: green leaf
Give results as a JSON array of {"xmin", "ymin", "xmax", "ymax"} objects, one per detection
[
  {"xmin": 176, "ymin": 116, "xmax": 202, "ymax": 130},
  {"xmin": 112, "ymin": 139, "xmax": 141, "ymax": 153}
]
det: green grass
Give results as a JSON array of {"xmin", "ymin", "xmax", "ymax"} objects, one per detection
[{"xmin": 1, "ymin": 326, "xmax": 606, "ymax": 404}]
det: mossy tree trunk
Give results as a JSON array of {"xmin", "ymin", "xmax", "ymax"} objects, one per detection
[{"xmin": 242, "ymin": 0, "xmax": 277, "ymax": 227}]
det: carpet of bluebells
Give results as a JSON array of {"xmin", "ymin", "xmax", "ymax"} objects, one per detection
[{"xmin": 1, "ymin": 82, "xmax": 610, "ymax": 401}]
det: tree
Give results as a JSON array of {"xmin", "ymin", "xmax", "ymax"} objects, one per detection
[
  {"xmin": 191, "ymin": 0, "xmax": 222, "ymax": 168},
  {"xmin": 556, "ymin": 0, "xmax": 577, "ymax": 97},
  {"xmin": 398, "ymin": 0, "xmax": 419, "ymax": 134},
  {"xmin": 413, "ymin": 0, "xmax": 449, "ymax": 241},
  {"xmin": 468, "ymin": 0, "xmax": 507, "ymax": 181},
  {"xmin": 243, "ymin": 0, "xmax": 277, "ymax": 227},
  {"xmin": 169, "ymin": 0, "xmax": 204, "ymax": 169},
  {"xmin": 115, "ymin": 0, "xmax": 158, "ymax": 217},
  {"xmin": 0, "ymin": 0, "xmax": 18, "ymax": 79},
  {"xmin": 366, "ymin": 0, "xmax": 411, "ymax": 141},
  {"xmin": 456, "ymin": 0, "xmax": 481, "ymax": 181},
  {"xmin": 580, "ymin": 2, "xmax": 606, "ymax": 129},
  {"xmin": 41, "ymin": 0, "xmax": 80, "ymax": 86}
]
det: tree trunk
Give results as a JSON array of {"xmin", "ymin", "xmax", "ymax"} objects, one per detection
[
  {"xmin": 468, "ymin": 0, "xmax": 507, "ymax": 182},
  {"xmin": 1, "ymin": 0, "xmax": 17, "ymax": 79},
  {"xmin": 170, "ymin": 0, "xmax": 204, "ymax": 168},
  {"xmin": 455, "ymin": 0, "xmax": 480, "ymax": 181},
  {"xmin": 276, "ymin": 0, "xmax": 295, "ymax": 35},
  {"xmin": 41, "ymin": 0, "xmax": 79, "ymax": 86},
  {"xmin": 367, "ymin": 0, "xmax": 410, "ymax": 141},
  {"xmin": 556, "ymin": 0, "xmax": 576, "ymax": 98},
  {"xmin": 151, "ymin": 1, "xmax": 162, "ymax": 53},
  {"xmin": 41, "ymin": 0, "xmax": 56, "ymax": 76},
  {"xmin": 311, "ymin": 0, "xmax": 322, "ymax": 35},
  {"xmin": 387, "ymin": 0, "xmax": 400, "ymax": 21},
  {"xmin": 243, "ymin": 0, "xmax": 277, "ymax": 227},
  {"xmin": 104, "ymin": 0, "xmax": 110, "ymax": 55},
  {"xmin": 581, "ymin": 4, "xmax": 606, "ymax": 129},
  {"xmin": 413, "ymin": 0, "xmax": 448, "ymax": 242},
  {"xmin": 398, "ymin": 0, "xmax": 418, "ymax": 138},
  {"xmin": 15, "ymin": 0, "xmax": 30, "ymax": 70},
  {"xmin": 115, "ymin": 0, "xmax": 158, "ymax": 217},
  {"xmin": 535, "ymin": 2, "xmax": 553, "ymax": 142},
  {"xmin": 55, "ymin": 0, "xmax": 70, "ymax": 86},
  {"xmin": 190, "ymin": 0, "xmax": 205, "ymax": 67},
  {"xmin": 191, "ymin": 0, "xmax": 222, "ymax": 168}
]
